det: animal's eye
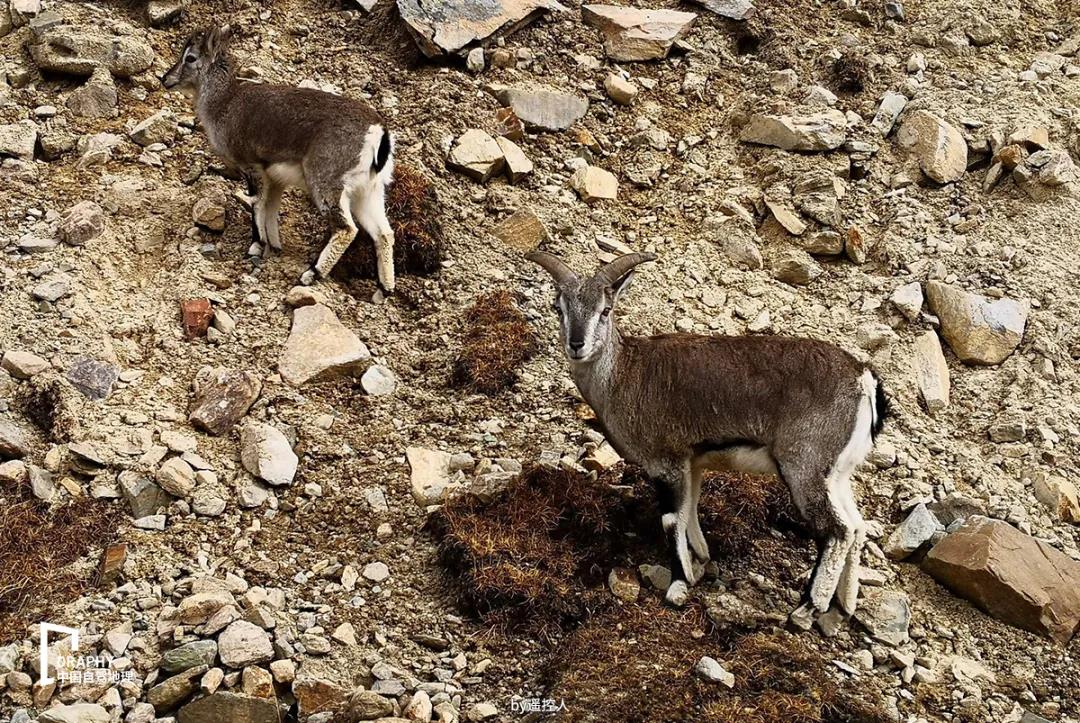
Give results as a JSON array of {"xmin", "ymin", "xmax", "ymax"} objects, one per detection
[
  {"xmin": 185, "ymin": 54, "xmax": 197, "ymax": 64},
  {"xmin": 600, "ymin": 307, "xmax": 612, "ymax": 318},
  {"xmin": 554, "ymin": 305, "xmax": 564, "ymax": 317}
]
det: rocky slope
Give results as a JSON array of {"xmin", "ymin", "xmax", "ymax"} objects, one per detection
[{"xmin": 1, "ymin": 0, "xmax": 1080, "ymax": 721}]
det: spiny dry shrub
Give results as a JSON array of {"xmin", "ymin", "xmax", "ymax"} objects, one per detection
[
  {"xmin": 545, "ymin": 601, "xmax": 890, "ymax": 723},
  {"xmin": 0, "ymin": 477, "xmax": 121, "ymax": 643},
  {"xmin": 335, "ymin": 162, "xmax": 445, "ymax": 283},
  {"xmin": 19, "ymin": 375, "xmax": 81, "ymax": 442},
  {"xmin": 431, "ymin": 463, "xmax": 796, "ymax": 637},
  {"xmin": 451, "ymin": 290, "xmax": 538, "ymax": 394},
  {"xmin": 832, "ymin": 53, "xmax": 870, "ymax": 93},
  {"xmin": 430, "ymin": 465, "xmax": 628, "ymax": 638}
]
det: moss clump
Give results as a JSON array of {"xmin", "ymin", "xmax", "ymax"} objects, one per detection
[{"xmin": 451, "ymin": 290, "xmax": 538, "ymax": 394}]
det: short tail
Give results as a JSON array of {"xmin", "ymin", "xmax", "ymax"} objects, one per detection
[
  {"xmin": 870, "ymin": 373, "xmax": 889, "ymax": 440},
  {"xmin": 373, "ymin": 127, "xmax": 392, "ymax": 173}
]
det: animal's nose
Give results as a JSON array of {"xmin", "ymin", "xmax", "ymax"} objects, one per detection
[{"xmin": 569, "ymin": 340, "xmax": 585, "ymax": 352}]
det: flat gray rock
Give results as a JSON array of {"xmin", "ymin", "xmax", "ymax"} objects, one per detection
[{"xmin": 397, "ymin": 0, "xmax": 566, "ymax": 57}]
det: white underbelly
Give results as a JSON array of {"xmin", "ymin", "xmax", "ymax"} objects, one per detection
[
  {"xmin": 266, "ymin": 162, "xmax": 308, "ymax": 192},
  {"xmin": 694, "ymin": 446, "xmax": 780, "ymax": 477}
]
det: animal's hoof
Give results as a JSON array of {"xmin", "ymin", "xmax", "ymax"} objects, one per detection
[
  {"xmin": 665, "ymin": 580, "xmax": 689, "ymax": 607},
  {"xmin": 299, "ymin": 269, "xmax": 316, "ymax": 286},
  {"xmin": 247, "ymin": 242, "xmax": 263, "ymax": 258}
]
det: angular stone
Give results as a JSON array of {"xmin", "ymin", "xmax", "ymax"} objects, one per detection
[
  {"xmin": 218, "ymin": 620, "xmax": 274, "ymax": 669},
  {"xmin": 494, "ymin": 106, "xmax": 524, "ymax": 141},
  {"xmin": 407, "ymin": 446, "xmax": 461, "ymax": 505},
  {"xmin": 397, "ymin": 0, "xmax": 566, "ymax": 57},
  {"xmin": 279, "ymin": 304, "xmax": 370, "ymax": 386},
  {"xmin": 240, "ymin": 423, "xmax": 297, "ymax": 487},
  {"xmin": 570, "ymin": 165, "xmax": 617, "ymax": 202},
  {"xmin": 870, "ymin": 91, "xmax": 907, "ymax": 137},
  {"xmin": 360, "ymin": 365, "xmax": 396, "ymax": 396},
  {"xmin": 603, "ymin": 74, "xmax": 637, "ymax": 106},
  {"xmin": 1033, "ymin": 476, "xmax": 1080, "ymax": 523},
  {"xmin": 119, "ymin": 472, "xmax": 169, "ymax": 518},
  {"xmin": 2, "ymin": 351, "xmax": 49, "ymax": 379},
  {"xmin": 694, "ymin": 656, "xmax": 735, "ymax": 687},
  {"xmin": 447, "ymin": 129, "xmax": 505, "ymax": 183},
  {"xmin": 925, "ymin": 281, "xmax": 1027, "ymax": 365},
  {"xmin": 293, "ymin": 677, "xmax": 347, "ymax": 717},
  {"xmin": 177, "ymin": 692, "xmax": 279, "ymax": 723},
  {"xmin": 581, "ymin": 5, "xmax": 697, "ymax": 62},
  {"xmin": 345, "ymin": 689, "xmax": 394, "ymax": 720},
  {"xmin": 896, "ymin": 110, "xmax": 967, "ymax": 183},
  {"xmin": 363, "ymin": 561, "xmax": 390, "ymax": 582},
  {"xmin": 157, "ymin": 457, "xmax": 196, "ymax": 498},
  {"xmin": 923, "ymin": 517, "xmax": 1080, "ymax": 643},
  {"xmin": 890, "ymin": 281, "xmax": 923, "ymax": 321},
  {"xmin": 765, "ymin": 199, "xmax": 806, "ymax": 235},
  {"xmin": 771, "ymin": 250, "xmax": 821, "ymax": 286},
  {"xmin": 163, "ymin": 640, "xmax": 219, "ymax": 673},
  {"xmin": 178, "ymin": 590, "xmax": 237, "ymax": 625},
  {"xmin": 739, "ymin": 110, "xmax": 847, "ymax": 151},
  {"xmin": 492, "ymin": 208, "xmax": 548, "ymax": 252},
  {"xmin": 189, "ymin": 367, "xmax": 261, "ymax": 435},
  {"xmin": 490, "ymin": 85, "xmax": 588, "ymax": 132},
  {"xmin": 32, "ymin": 275, "xmax": 71, "ymax": 302},
  {"xmin": 30, "ymin": 25, "xmax": 155, "ymax": 77},
  {"xmin": 607, "ymin": 567, "xmax": 639, "ymax": 602},
  {"xmin": 686, "ymin": 0, "xmax": 755, "ymax": 20},
  {"xmin": 148, "ymin": 665, "xmax": 208, "ymax": 711},
  {"xmin": 883, "ymin": 503, "xmax": 943, "ymax": 560},
  {"xmin": 0, "ymin": 121, "xmax": 38, "ymax": 160},
  {"xmin": 147, "ymin": 0, "xmax": 186, "ymax": 27},
  {"xmin": 66, "ymin": 67, "xmax": 118, "ymax": 119},
  {"xmin": 912, "ymin": 331, "xmax": 949, "ymax": 415},
  {"xmin": 39, "ymin": 704, "xmax": 110, "ymax": 723},
  {"xmin": 59, "ymin": 201, "xmax": 105, "ymax": 246},
  {"xmin": 853, "ymin": 589, "xmax": 910, "ymax": 646},
  {"xmin": 130, "ymin": 110, "xmax": 177, "ymax": 146},
  {"xmin": 0, "ymin": 420, "xmax": 30, "ymax": 459},
  {"xmin": 66, "ymin": 356, "xmax": 118, "ymax": 400},
  {"xmin": 192, "ymin": 193, "xmax": 227, "ymax": 231},
  {"xmin": 241, "ymin": 665, "xmax": 274, "ymax": 698},
  {"xmin": 495, "ymin": 136, "xmax": 532, "ymax": 183},
  {"xmin": 97, "ymin": 542, "xmax": 127, "ymax": 586}
]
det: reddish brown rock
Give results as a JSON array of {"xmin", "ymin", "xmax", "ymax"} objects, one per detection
[
  {"xmin": 495, "ymin": 106, "xmax": 524, "ymax": 141},
  {"xmin": 923, "ymin": 517, "xmax": 1080, "ymax": 643},
  {"xmin": 97, "ymin": 543, "xmax": 127, "ymax": 587},
  {"xmin": 181, "ymin": 299, "xmax": 214, "ymax": 340},
  {"xmin": 292, "ymin": 677, "xmax": 346, "ymax": 718},
  {"xmin": 189, "ymin": 367, "xmax": 262, "ymax": 436}
]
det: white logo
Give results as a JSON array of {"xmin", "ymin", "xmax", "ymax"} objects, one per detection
[{"xmin": 38, "ymin": 622, "xmax": 80, "ymax": 686}]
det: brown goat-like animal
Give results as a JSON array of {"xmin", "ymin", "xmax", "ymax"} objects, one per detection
[
  {"xmin": 527, "ymin": 252, "xmax": 888, "ymax": 621},
  {"xmin": 162, "ymin": 26, "xmax": 396, "ymax": 291}
]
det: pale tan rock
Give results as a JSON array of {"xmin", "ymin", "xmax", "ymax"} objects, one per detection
[
  {"xmin": 739, "ymin": 110, "xmax": 847, "ymax": 151},
  {"xmin": 912, "ymin": 332, "xmax": 950, "ymax": 415},
  {"xmin": 495, "ymin": 136, "xmax": 532, "ymax": 183},
  {"xmin": 896, "ymin": 110, "xmax": 967, "ymax": 183},
  {"xmin": 1033, "ymin": 476, "xmax": 1080, "ymax": 523},
  {"xmin": 398, "ymin": 0, "xmax": 566, "ymax": 57},
  {"xmin": 491, "ymin": 208, "xmax": 548, "ymax": 252},
  {"xmin": 925, "ymin": 282, "xmax": 1027, "ymax": 365},
  {"xmin": 582, "ymin": 5, "xmax": 697, "ymax": 61},
  {"xmin": 447, "ymin": 129, "xmax": 505, "ymax": 183},
  {"xmin": 279, "ymin": 304, "xmax": 370, "ymax": 385},
  {"xmin": 570, "ymin": 165, "xmax": 618, "ymax": 202},
  {"xmin": 604, "ymin": 73, "xmax": 638, "ymax": 105}
]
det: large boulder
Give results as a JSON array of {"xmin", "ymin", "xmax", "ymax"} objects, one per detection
[
  {"xmin": 397, "ymin": 0, "xmax": 566, "ymax": 57},
  {"xmin": 177, "ymin": 692, "xmax": 279, "ymax": 723},
  {"xmin": 925, "ymin": 282, "xmax": 1028, "ymax": 365},
  {"xmin": 39, "ymin": 704, "xmax": 111, "ymax": 723},
  {"xmin": 582, "ymin": 5, "xmax": 697, "ymax": 61},
  {"xmin": 29, "ymin": 24, "xmax": 155, "ymax": 77},
  {"xmin": 924, "ymin": 517, "xmax": 1080, "ymax": 643}
]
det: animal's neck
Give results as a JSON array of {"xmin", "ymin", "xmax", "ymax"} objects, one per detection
[
  {"xmin": 195, "ymin": 58, "xmax": 236, "ymax": 122},
  {"xmin": 570, "ymin": 326, "xmax": 622, "ymax": 415}
]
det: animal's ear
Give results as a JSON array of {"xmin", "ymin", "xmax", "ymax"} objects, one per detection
[
  {"xmin": 205, "ymin": 25, "xmax": 233, "ymax": 57},
  {"xmin": 609, "ymin": 271, "xmax": 635, "ymax": 305}
]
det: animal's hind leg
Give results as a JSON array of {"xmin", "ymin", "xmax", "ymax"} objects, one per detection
[
  {"xmin": 262, "ymin": 178, "xmax": 284, "ymax": 253},
  {"xmin": 782, "ymin": 468, "xmax": 854, "ymax": 615},
  {"xmin": 834, "ymin": 479, "xmax": 865, "ymax": 615},
  {"xmin": 687, "ymin": 465, "xmax": 710, "ymax": 563},
  {"xmin": 353, "ymin": 181, "xmax": 396, "ymax": 293},
  {"xmin": 313, "ymin": 189, "xmax": 358, "ymax": 279}
]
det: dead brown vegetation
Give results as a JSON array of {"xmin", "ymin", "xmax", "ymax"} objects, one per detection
[
  {"xmin": 451, "ymin": 290, "xmax": 538, "ymax": 394},
  {"xmin": 335, "ymin": 162, "xmax": 445, "ymax": 283},
  {"xmin": 546, "ymin": 600, "xmax": 890, "ymax": 722},
  {"xmin": 0, "ymin": 477, "xmax": 121, "ymax": 643}
]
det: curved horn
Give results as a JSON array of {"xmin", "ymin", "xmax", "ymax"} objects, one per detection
[
  {"xmin": 525, "ymin": 251, "xmax": 577, "ymax": 287},
  {"xmin": 596, "ymin": 252, "xmax": 657, "ymax": 286}
]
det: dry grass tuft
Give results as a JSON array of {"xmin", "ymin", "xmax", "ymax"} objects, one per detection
[
  {"xmin": 430, "ymin": 465, "xmax": 627, "ymax": 637},
  {"xmin": 451, "ymin": 290, "xmax": 538, "ymax": 394},
  {"xmin": 547, "ymin": 603, "xmax": 890, "ymax": 722},
  {"xmin": 19, "ymin": 375, "xmax": 81, "ymax": 442},
  {"xmin": 832, "ymin": 53, "xmax": 870, "ymax": 93},
  {"xmin": 0, "ymin": 477, "xmax": 121, "ymax": 643},
  {"xmin": 334, "ymin": 162, "xmax": 445, "ymax": 283}
]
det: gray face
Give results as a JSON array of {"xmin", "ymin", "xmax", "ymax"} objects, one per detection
[
  {"xmin": 554, "ymin": 275, "xmax": 630, "ymax": 362},
  {"xmin": 161, "ymin": 33, "xmax": 208, "ymax": 95}
]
